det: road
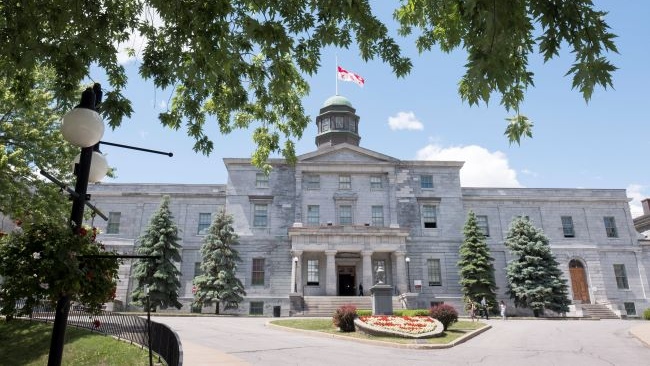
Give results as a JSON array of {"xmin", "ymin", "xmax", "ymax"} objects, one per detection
[{"xmin": 156, "ymin": 317, "xmax": 650, "ymax": 366}]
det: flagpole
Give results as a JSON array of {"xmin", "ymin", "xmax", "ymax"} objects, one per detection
[{"xmin": 335, "ymin": 55, "xmax": 338, "ymax": 96}]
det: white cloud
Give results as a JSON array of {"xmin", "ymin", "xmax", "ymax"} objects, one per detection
[
  {"xmin": 388, "ymin": 111, "xmax": 424, "ymax": 131},
  {"xmin": 115, "ymin": 7, "xmax": 163, "ymax": 64},
  {"xmin": 627, "ymin": 184, "xmax": 648, "ymax": 218},
  {"xmin": 416, "ymin": 144, "xmax": 522, "ymax": 188},
  {"xmin": 520, "ymin": 169, "xmax": 538, "ymax": 177}
]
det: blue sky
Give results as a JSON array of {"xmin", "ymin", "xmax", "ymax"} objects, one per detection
[{"xmin": 94, "ymin": 1, "xmax": 649, "ymax": 217}]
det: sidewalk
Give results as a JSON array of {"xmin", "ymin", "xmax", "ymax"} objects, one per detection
[
  {"xmin": 630, "ymin": 322, "xmax": 650, "ymax": 348},
  {"xmin": 181, "ymin": 340, "xmax": 249, "ymax": 366}
]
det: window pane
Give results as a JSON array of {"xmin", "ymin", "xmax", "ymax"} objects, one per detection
[
  {"xmin": 422, "ymin": 205, "xmax": 437, "ymax": 228},
  {"xmin": 306, "ymin": 175, "xmax": 320, "ymax": 189},
  {"xmin": 321, "ymin": 118, "xmax": 330, "ymax": 132},
  {"xmin": 614, "ymin": 264, "xmax": 628, "ymax": 289},
  {"xmin": 255, "ymin": 172, "xmax": 269, "ymax": 188},
  {"xmin": 420, "ymin": 175, "xmax": 433, "ymax": 189},
  {"xmin": 307, "ymin": 205, "xmax": 320, "ymax": 225},
  {"xmin": 427, "ymin": 259, "xmax": 441, "ymax": 286},
  {"xmin": 339, "ymin": 175, "xmax": 351, "ymax": 189},
  {"xmin": 339, "ymin": 205, "xmax": 352, "ymax": 224},
  {"xmin": 307, "ymin": 259, "xmax": 319, "ymax": 285},
  {"xmin": 198, "ymin": 213, "xmax": 212, "ymax": 234},
  {"xmin": 107, "ymin": 212, "xmax": 121, "ymax": 234},
  {"xmin": 561, "ymin": 216, "xmax": 575, "ymax": 237},
  {"xmin": 371, "ymin": 206, "xmax": 384, "ymax": 226},
  {"xmin": 624, "ymin": 302, "xmax": 636, "ymax": 316},
  {"xmin": 370, "ymin": 176, "xmax": 382, "ymax": 189},
  {"xmin": 604, "ymin": 216, "xmax": 618, "ymax": 238},
  {"xmin": 194, "ymin": 262, "xmax": 203, "ymax": 277},
  {"xmin": 252, "ymin": 258, "xmax": 265, "ymax": 285},
  {"xmin": 253, "ymin": 204, "xmax": 268, "ymax": 227},
  {"xmin": 476, "ymin": 215, "xmax": 489, "ymax": 237},
  {"xmin": 249, "ymin": 301, "xmax": 264, "ymax": 315}
]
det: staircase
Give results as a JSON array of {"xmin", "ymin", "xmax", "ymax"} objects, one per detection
[
  {"xmin": 581, "ymin": 304, "xmax": 620, "ymax": 319},
  {"xmin": 297, "ymin": 296, "xmax": 404, "ymax": 317}
]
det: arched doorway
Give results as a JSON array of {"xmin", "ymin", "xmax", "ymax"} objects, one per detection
[{"xmin": 569, "ymin": 260, "xmax": 590, "ymax": 303}]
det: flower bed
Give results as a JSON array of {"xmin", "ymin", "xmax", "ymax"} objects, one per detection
[{"xmin": 354, "ymin": 315, "xmax": 444, "ymax": 339}]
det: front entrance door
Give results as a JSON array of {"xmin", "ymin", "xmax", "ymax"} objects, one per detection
[
  {"xmin": 338, "ymin": 266, "xmax": 356, "ymax": 296},
  {"xmin": 569, "ymin": 260, "xmax": 590, "ymax": 303}
]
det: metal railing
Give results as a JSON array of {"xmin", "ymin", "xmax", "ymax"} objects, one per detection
[{"xmin": 16, "ymin": 301, "xmax": 182, "ymax": 366}]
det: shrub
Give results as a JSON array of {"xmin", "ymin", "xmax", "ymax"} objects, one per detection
[
  {"xmin": 644, "ymin": 308, "xmax": 650, "ymax": 320},
  {"xmin": 394, "ymin": 309, "xmax": 430, "ymax": 316},
  {"xmin": 429, "ymin": 304, "xmax": 458, "ymax": 330},
  {"xmin": 333, "ymin": 304, "xmax": 357, "ymax": 332},
  {"xmin": 356, "ymin": 309, "xmax": 372, "ymax": 316}
]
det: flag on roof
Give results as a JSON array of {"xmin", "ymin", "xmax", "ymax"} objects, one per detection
[{"xmin": 337, "ymin": 66, "xmax": 365, "ymax": 87}]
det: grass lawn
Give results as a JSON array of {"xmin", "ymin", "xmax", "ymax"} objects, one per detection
[
  {"xmin": 0, "ymin": 319, "xmax": 159, "ymax": 366},
  {"xmin": 270, "ymin": 318, "xmax": 487, "ymax": 345}
]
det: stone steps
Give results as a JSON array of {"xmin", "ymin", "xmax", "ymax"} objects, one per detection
[
  {"xmin": 297, "ymin": 296, "xmax": 403, "ymax": 317},
  {"xmin": 582, "ymin": 304, "xmax": 620, "ymax": 319}
]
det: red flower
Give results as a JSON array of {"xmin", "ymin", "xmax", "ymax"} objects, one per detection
[{"xmin": 93, "ymin": 319, "xmax": 101, "ymax": 328}]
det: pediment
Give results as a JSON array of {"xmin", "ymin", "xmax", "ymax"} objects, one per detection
[{"xmin": 298, "ymin": 144, "xmax": 399, "ymax": 164}]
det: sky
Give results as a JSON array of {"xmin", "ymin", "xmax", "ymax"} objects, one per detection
[{"xmin": 93, "ymin": 1, "xmax": 649, "ymax": 218}]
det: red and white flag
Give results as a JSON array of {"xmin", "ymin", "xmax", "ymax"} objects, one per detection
[{"xmin": 337, "ymin": 66, "xmax": 365, "ymax": 87}]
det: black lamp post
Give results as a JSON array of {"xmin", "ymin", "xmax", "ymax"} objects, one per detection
[
  {"xmin": 145, "ymin": 285, "xmax": 153, "ymax": 366},
  {"xmin": 405, "ymin": 257, "xmax": 411, "ymax": 293}
]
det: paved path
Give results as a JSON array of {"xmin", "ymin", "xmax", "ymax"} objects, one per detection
[{"xmin": 157, "ymin": 317, "xmax": 650, "ymax": 366}]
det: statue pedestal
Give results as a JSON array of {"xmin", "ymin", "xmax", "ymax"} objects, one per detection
[{"xmin": 370, "ymin": 284, "xmax": 394, "ymax": 315}]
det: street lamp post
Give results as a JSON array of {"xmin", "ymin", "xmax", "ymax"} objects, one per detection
[
  {"xmin": 49, "ymin": 84, "xmax": 107, "ymax": 366},
  {"xmin": 145, "ymin": 285, "xmax": 153, "ymax": 366},
  {"xmin": 405, "ymin": 257, "xmax": 411, "ymax": 293}
]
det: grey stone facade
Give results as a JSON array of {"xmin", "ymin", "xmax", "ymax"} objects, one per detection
[{"xmin": 84, "ymin": 96, "xmax": 649, "ymax": 318}]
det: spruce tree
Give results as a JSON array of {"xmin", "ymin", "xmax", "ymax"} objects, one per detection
[
  {"xmin": 505, "ymin": 217, "xmax": 571, "ymax": 316},
  {"xmin": 458, "ymin": 211, "xmax": 497, "ymax": 311},
  {"xmin": 131, "ymin": 195, "xmax": 183, "ymax": 311},
  {"xmin": 192, "ymin": 210, "xmax": 246, "ymax": 314}
]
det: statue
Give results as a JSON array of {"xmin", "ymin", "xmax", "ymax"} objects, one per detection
[{"xmin": 376, "ymin": 264, "xmax": 385, "ymax": 284}]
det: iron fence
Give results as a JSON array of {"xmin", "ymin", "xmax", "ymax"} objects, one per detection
[{"xmin": 15, "ymin": 301, "xmax": 182, "ymax": 366}]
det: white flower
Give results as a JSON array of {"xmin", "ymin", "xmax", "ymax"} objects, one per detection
[
  {"xmin": 40, "ymin": 283, "xmax": 49, "ymax": 289},
  {"xmin": 32, "ymin": 252, "xmax": 41, "ymax": 259}
]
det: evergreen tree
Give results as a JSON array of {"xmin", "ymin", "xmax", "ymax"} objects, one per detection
[
  {"xmin": 458, "ymin": 211, "xmax": 497, "ymax": 311},
  {"xmin": 192, "ymin": 210, "xmax": 246, "ymax": 314},
  {"xmin": 505, "ymin": 217, "xmax": 571, "ymax": 316},
  {"xmin": 131, "ymin": 195, "xmax": 183, "ymax": 311}
]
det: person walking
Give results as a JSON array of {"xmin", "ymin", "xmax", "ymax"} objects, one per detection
[
  {"xmin": 500, "ymin": 300, "xmax": 507, "ymax": 320},
  {"xmin": 469, "ymin": 302, "xmax": 477, "ymax": 322},
  {"xmin": 358, "ymin": 283, "xmax": 364, "ymax": 296},
  {"xmin": 481, "ymin": 297, "xmax": 489, "ymax": 320}
]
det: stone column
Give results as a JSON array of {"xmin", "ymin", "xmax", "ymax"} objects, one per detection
[
  {"xmin": 293, "ymin": 250, "xmax": 303, "ymax": 294},
  {"xmin": 325, "ymin": 250, "xmax": 337, "ymax": 295},
  {"xmin": 362, "ymin": 250, "xmax": 373, "ymax": 290},
  {"xmin": 393, "ymin": 251, "xmax": 408, "ymax": 294},
  {"xmin": 387, "ymin": 172, "xmax": 399, "ymax": 227}
]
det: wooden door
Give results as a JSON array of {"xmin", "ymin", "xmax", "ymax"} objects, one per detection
[{"xmin": 569, "ymin": 260, "xmax": 590, "ymax": 303}]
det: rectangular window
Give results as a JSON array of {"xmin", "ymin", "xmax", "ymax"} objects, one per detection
[
  {"xmin": 321, "ymin": 118, "xmax": 330, "ymax": 132},
  {"xmin": 106, "ymin": 212, "xmax": 121, "ymax": 234},
  {"xmin": 561, "ymin": 216, "xmax": 575, "ymax": 238},
  {"xmin": 420, "ymin": 175, "xmax": 433, "ymax": 189},
  {"xmin": 624, "ymin": 302, "xmax": 637, "ymax": 316},
  {"xmin": 252, "ymin": 258, "xmax": 265, "ymax": 285},
  {"xmin": 307, "ymin": 259, "xmax": 319, "ymax": 285},
  {"xmin": 253, "ymin": 204, "xmax": 268, "ymax": 227},
  {"xmin": 255, "ymin": 172, "xmax": 269, "ymax": 188},
  {"xmin": 306, "ymin": 174, "xmax": 320, "ymax": 190},
  {"xmin": 197, "ymin": 213, "xmax": 212, "ymax": 235},
  {"xmin": 370, "ymin": 175, "xmax": 383, "ymax": 189},
  {"xmin": 422, "ymin": 205, "xmax": 437, "ymax": 229},
  {"xmin": 613, "ymin": 264, "xmax": 629, "ymax": 289},
  {"xmin": 249, "ymin": 301, "xmax": 264, "ymax": 315},
  {"xmin": 339, "ymin": 205, "xmax": 352, "ymax": 225},
  {"xmin": 604, "ymin": 216, "xmax": 618, "ymax": 238},
  {"xmin": 371, "ymin": 206, "xmax": 384, "ymax": 226},
  {"xmin": 194, "ymin": 262, "xmax": 203, "ymax": 277},
  {"xmin": 427, "ymin": 259, "xmax": 442, "ymax": 286},
  {"xmin": 307, "ymin": 205, "xmax": 320, "ymax": 225},
  {"xmin": 476, "ymin": 215, "xmax": 489, "ymax": 237},
  {"xmin": 339, "ymin": 175, "xmax": 351, "ymax": 190}
]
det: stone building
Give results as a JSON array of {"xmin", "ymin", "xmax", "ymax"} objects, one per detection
[{"xmin": 87, "ymin": 95, "xmax": 649, "ymax": 318}]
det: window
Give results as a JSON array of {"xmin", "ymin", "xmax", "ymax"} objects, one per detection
[
  {"xmin": 371, "ymin": 206, "xmax": 384, "ymax": 226},
  {"xmin": 624, "ymin": 302, "xmax": 637, "ymax": 316},
  {"xmin": 350, "ymin": 119, "xmax": 357, "ymax": 132},
  {"xmin": 321, "ymin": 118, "xmax": 330, "ymax": 132},
  {"xmin": 476, "ymin": 215, "xmax": 489, "ymax": 237},
  {"xmin": 604, "ymin": 216, "xmax": 618, "ymax": 238},
  {"xmin": 427, "ymin": 259, "xmax": 442, "ymax": 286},
  {"xmin": 339, "ymin": 205, "xmax": 352, "ymax": 225},
  {"xmin": 197, "ymin": 213, "xmax": 212, "ymax": 235},
  {"xmin": 339, "ymin": 175, "xmax": 351, "ymax": 190},
  {"xmin": 422, "ymin": 205, "xmax": 437, "ymax": 228},
  {"xmin": 307, "ymin": 259, "xmax": 319, "ymax": 285},
  {"xmin": 561, "ymin": 216, "xmax": 575, "ymax": 238},
  {"xmin": 307, "ymin": 205, "xmax": 320, "ymax": 225},
  {"xmin": 194, "ymin": 262, "xmax": 203, "ymax": 277},
  {"xmin": 306, "ymin": 174, "xmax": 320, "ymax": 190},
  {"xmin": 255, "ymin": 172, "xmax": 269, "ymax": 188},
  {"xmin": 106, "ymin": 212, "xmax": 121, "ymax": 234},
  {"xmin": 252, "ymin": 258, "xmax": 265, "ymax": 285},
  {"xmin": 420, "ymin": 175, "xmax": 433, "ymax": 189},
  {"xmin": 249, "ymin": 301, "xmax": 264, "ymax": 315},
  {"xmin": 253, "ymin": 204, "xmax": 268, "ymax": 227},
  {"xmin": 335, "ymin": 116, "xmax": 344, "ymax": 129},
  {"xmin": 370, "ymin": 175, "xmax": 382, "ymax": 189},
  {"xmin": 613, "ymin": 264, "xmax": 628, "ymax": 289}
]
